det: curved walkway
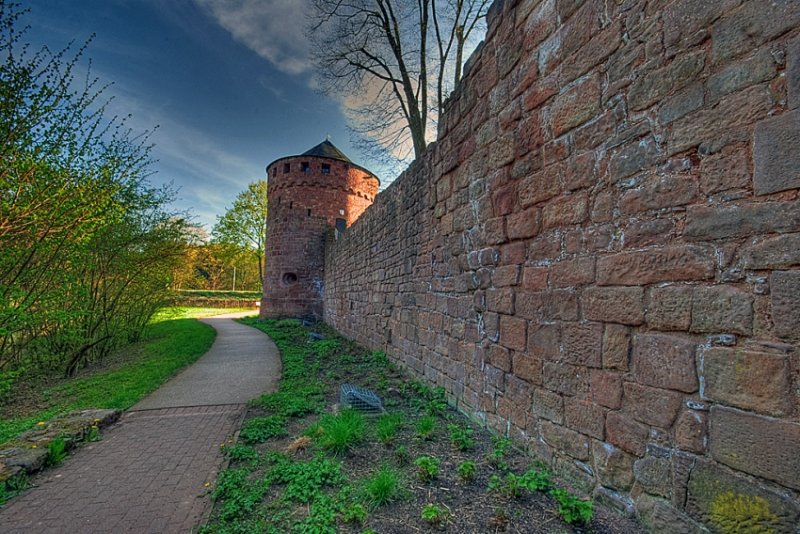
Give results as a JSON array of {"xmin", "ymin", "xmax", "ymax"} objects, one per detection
[{"xmin": 0, "ymin": 312, "xmax": 280, "ymax": 533}]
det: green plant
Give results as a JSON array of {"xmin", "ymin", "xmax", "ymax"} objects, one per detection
[
  {"xmin": 551, "ymin": 488, "xmax": 593, "ymax": 525},
  {"xmin": 457, "ymin": 460, "xmax": 477, "ymax": 482},
  {"xmin": 421, "ymin": 503, "xmax": 450, "ymax": 526},
  {"xmin": 394, "ymin": 445, "xmax": 409, "ymax": 465},
  {"xmin": 84, "ymin": 424, "xmax": 101, "ymax": 442},
  {"xmin": 0, "ymin": 473, "xmax": 29, "ymax": 505},
  {"xmin": 313, "ymin": 338, "xmax": 341, "ymax": 358},
  {"xmin": 46, "ymin": 437, "xmax": 68, "ymax": 467},
  {"xmin": 311, "ymin": 409, "xmax": 365, "ymax": 455},
  {"xmin": 376, "ymin": 413, "xmax": 404, "ymax": 445},
  {"xmin": 268, "ymin": 455, "xmax": 344, "ymax": 503},
  {"xmin": 414, "ymin": 455, "xmax": 440, "ymax": 483},
  {"xmin": 341, "ymin": 502, "xmax": 368, "ymax": 524},
  {"xmin": 362, "ymin": 465, "xmax": 403, "ymax": 507},
  {"xmin": 488, "ymin": 469, "xmax": 552, "ymax": 499},
  {"xmin": 223, "ymin": 444, "xmax": 259, "ymax": 464},
  {"xmin": 415, "ymin": 415, "xmax": 436, "ymax": 440},
  {"xmin": 448, "ymin": 423, "xmax": 475, "ymax": 451},
  {"xmin": 487, "ymin": 436, "xmax": 512, "ymax": 470},
  {"xmin": 239, "ymin": 415, "xmax": 287, "ymax": 443}
]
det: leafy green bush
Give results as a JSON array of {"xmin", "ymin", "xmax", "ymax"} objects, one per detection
[
  {"xmin": 551, "ymin": 488, "xmax": 593, "ymax": 525},
  {"xmin": 414, "ymin": 455, "xmax": 440, "ymax": 483},
  {"xmin": 457, "ymin": 460, "xmax": 477, "ymax": 482},
  {"xmin": 448, "ymin": 423, "xmax": 475, "ymax": 451}
]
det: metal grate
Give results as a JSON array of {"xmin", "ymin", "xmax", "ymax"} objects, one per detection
[{"xmin": 339, "ymin": 384, "xmax": 384, "ymax": 414}]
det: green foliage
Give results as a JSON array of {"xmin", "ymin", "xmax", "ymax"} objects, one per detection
[
  {"xmin": 414, "ymin": 455, "xmax": 440, "ymax": 483},
  {"xmin": 268, "ymin": 455, "xmax": 344, "ymax": 503},
  {"xmin": 457, "ymin": 460, "xmax": 477, "ymax": 482},
  {"xmin": 212, "ymin": 468, "xmax": 270, "ymax": 522},
  {"xmin": 310, "ymin": 410, "xmax": 365, "ymax": 455},
  {"xmin": 362, "ymin": 465, "xmax": 403, "ymax": 507},
  {"xmin": 0, "ymin": 2, "xmax": 191, "ymax": 376},
  {"xmin": 393, "ymin": 445, "xmax": 409, "ymax": 465},
  {"xmin": 84, "ymin": 424, "xmax": 101, "ymax": 443},
  {"xmin": 448, "ymin": 423, "xmax": 475, "ymax": 451},
  {"xmin": 0, "ymin": 311, "xmax": 214, "ymax": 445},
  {"xmin": 46, "ymin": 437, "xmax": 68, "ymax": 467},
  {"xmin": 488, "ymin": 469, "xmax": 552, "ymax": 499},
  {"xmin": 375, "ymin": 413, "xmax": 403, "ymax": 445},
  {"xmin": 415, "ymin": 415, "xmax": 436, "ymax": 440},
  {"xmin": 487, "ymin": 436, "xmax": 512, "ymax": 470},
  {"xmin": 223, "ymin": 444, "xmax": 259, "ymax": 464},
  {"xmin": 550, "ymin": 489, "xmax": 593, "ymax": 525},
  {"xmin": 211, "ymin": 180, "xmax": 269, "ymax": 286},
  {"xmin": 0, "ymin": 473, "xmax": 29, "ymax": 505},
  {"xmin": 340, "ymin": 502, "xmax": 367, "ymax": 524},
  {"xmin": 240, "ymin": 416, "xmax": 288, "ymax": 444},
  {"xmin": 312, "ymin": 339, "xmax": 341, "ymax": 358},
  {"xmin": 421, "ymin": 503, "xmax": 450, "ymax": 526}
]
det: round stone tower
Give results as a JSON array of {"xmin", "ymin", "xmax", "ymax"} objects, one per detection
[{"xmin": 261, "ymin": 140, "xmax": 380, "ymax": 318}]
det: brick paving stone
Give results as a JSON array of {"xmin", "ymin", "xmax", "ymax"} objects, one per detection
[{"xmin": 0, "ymin": 313, "xmax": 280, "ymax": 533}]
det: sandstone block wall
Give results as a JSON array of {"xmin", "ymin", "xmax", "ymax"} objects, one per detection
[
  {"xmin": 263, "ymin": 154, "xmax": 378, "ymax": 318},
  {"xmin": 324, "ymin": 0, "xmax": 800, "ymax": 530}
]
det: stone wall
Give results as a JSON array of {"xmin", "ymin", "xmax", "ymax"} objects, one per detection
[{"xmin": 324, "ymin": 0, "xmax": 800, "ymax": 530}]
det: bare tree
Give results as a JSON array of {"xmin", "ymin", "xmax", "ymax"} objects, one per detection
[{"xmin": 310, "ymin": 0, "xmax": 489, "ymax": 166}]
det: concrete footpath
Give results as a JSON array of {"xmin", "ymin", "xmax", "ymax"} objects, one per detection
[{"xmin": 0, "ymin": 312, "xmax": 281, "ymax": 533}]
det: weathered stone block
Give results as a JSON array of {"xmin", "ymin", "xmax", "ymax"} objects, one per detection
[
  {"xmin": 597, "ymin": 245, "xmax": 715, "ymax": 286},
  {"xmin": 675, "ymin": 410, "xmax": 707, "ymax": 454},
  {"xmin": 658, "ymin": 83, "xmax": 704, "ymax": 125},
  {"xmin": 541, "ymin": 192, "xmax": 589, "ymax": 229},
  {"xmin": 629, "ymin": 51, "xmax": 705, "ymax": 111},
  {"xmin": 517, "ymin": 167, "xmax": 561, "ymax": 207},
  {"xmin": 690, "ymin": 286, "xmax": 753, "ymax": 335},
  {"xmin": 712, "ymin": 0, "xmax": 800, "ymax": 64},
  {"xmin": 564, "ymin": 397, "xmax": 606, "ymax": 440},
  {"xmin": 541, "ymin": 421, "xmax": 590, "ymax": 460},
  {"xmin": 590, "ymin": 369, "xmax": 622, "ymax": 409},
  {"xmin": 549, "ymin": 257, "xmax": 595, "ymax": 288},
  {"xmin": 542, "ymin": 361, "xmax": 589, "ymax": 397},
  {"xmin": 532, "ymin": 387, "xmax": 563, "ymax": 423},
  {"xmin": 606, "ymin": 411, "xmax": 648, "ymax": 456},
  {"xmin": 703, "ymin": 347, "xmax": 791, "ymax": 416},
  {"xmin": 753, "ymin": 110, "xmax": 800, "ymax": 195},
  {"xmin": 686, "ymin": 459, "xmax": 800, "ymax": 532},
  {"xmin": 698, "ymin": 143, "xmax": 751, "ymax": 195},
  {"xmin": 512, "ymin": 351, "xmax": 542, "ymax": 385},
  {"xmin": 602, "ymin": 324, "xmax": 630, "ymax": 371},
  {"xmin": 506, "ymin": 207, "xmax": 541, "ymax": 239},
  {"xmin": 608, "ymin": 137, "xmax": 660, "ymax": 183},
  {"xmin": 527, "ymin": 323, "xmax": 560, "ymax": 361},
  {"xmin": 582, "ymin": 286, "xmax": 644, "ymax": 325},
  {"xmin": 684, "ymin": 202, "xmax": 800, "ymax": 240},
  {"xmin": 771, "ymin": 270, "xmax": 800, "ymax": 341},
  {"xmin": 619, "ymin": 173, "xmax": 698, "ymax": 214},
  {"xmin": 499, "ymin": 314, "xmax": 527, "ymax": 351},
  {"xmin": 632, "ymin": 333, "xmax": 698, "ymax": 393},
  {"xmin": 709, "ymin": 406, "xmax": 800, "ymax": 491},
  {"xmin": 487, "ymin": 288, "xmax": 515, "ymax": 314},
  {"xmin": 789, "ymin": 36, "xmax": 800, "ymax": 110},
  {"xmin": 647, "ymin": 286, "xmax": 693, "ymax": 331},
  {"xmin": 550, "ymin": 72, "xmax": 601, "ymax": 136},
  {"xmin": 592, "ymin": 440, "xmax": 635, "ymax": 491},
  {"xmin": 708, "ymin": 48, "xmax": 777, "ymax": 103},
  {"xmin": 636, "ymin": 494, "xmax": 706, "ymax": 534},
  {"xmin": 561, "ymin": 322, "xmax": 603, "ymax": 367},
  {"xmin": 741, "ymin": 233, "xmax": 800, "ymax": 269},
  {"xmin": 634, "ymin": 455, "xmax": 672, "ymax": 498},
  {"xmin": 623, "ymin": 382, "xmax": 683, "ymax": 429}
]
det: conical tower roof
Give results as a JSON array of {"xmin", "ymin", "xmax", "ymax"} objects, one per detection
[{"xmin": 301, "ymin": 139, "xmax": 352, "ymax": 163}]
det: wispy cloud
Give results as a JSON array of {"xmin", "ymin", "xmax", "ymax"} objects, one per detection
[{"xmin": 193, "ymin": 0, "xmax": 312, "ymax": 75}]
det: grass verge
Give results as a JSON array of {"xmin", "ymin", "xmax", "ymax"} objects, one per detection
[
  {"xmin": 0, "ymin": 307, "xmax": 238, "ymax": 445},
  {"xmin": 201, "ymin": 319, "xmax": 636, "ymax": 534}
]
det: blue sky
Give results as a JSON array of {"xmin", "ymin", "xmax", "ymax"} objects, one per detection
[{"xmin": 21, "ymin": 0, "xmax": 365, "ymax": 230}]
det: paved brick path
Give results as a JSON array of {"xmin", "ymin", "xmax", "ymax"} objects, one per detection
[{"xmin": 0, "ymin": 313, "xmax": 280, "ymax": 533}]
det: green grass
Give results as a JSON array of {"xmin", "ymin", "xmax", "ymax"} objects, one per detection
[
  {"xmin": 0, "ymin": 307, "xmax": 222, "ymax": 445},
  {"xmin": 310, "ymin": 409, "xmax": 366, "ymax": 455},
  {"xmin": 362, "ymin": 465, "xmax": 403, "ymax": 507}
]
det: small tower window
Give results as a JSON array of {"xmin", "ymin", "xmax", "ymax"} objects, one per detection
[
  {"xmin": 289, "ymin": 201, "xmax": 293, "ymax": 209},
  {"xmin": 283, "ymin": 163, "xmax": 290, "ymax": 173},
  {"xmin": 301, "ymin": 161, "xmax": 310, "ymax": 173},
  {"xmin": 282, "ymin": 272, "xmax": 298, "ymax": 286},
  {"xmin": 272, "ymin": 168, "xmax": 276, "ymax": 177},
  {"xmin": 307, "ymin": 209, "xmax": 311, "ymax": 216},
  {"xmin": 321, "ymin": 163, "xmax": 331, "ymax": 174}
]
